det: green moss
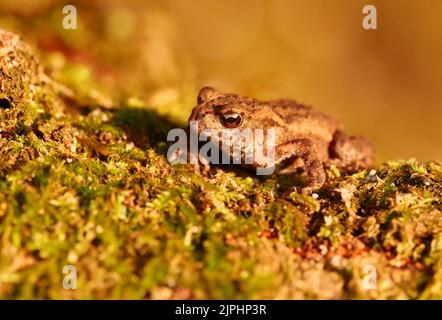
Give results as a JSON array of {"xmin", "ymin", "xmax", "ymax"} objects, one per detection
[{"xmin": 0, "ymin": 30, "xmax": 442, "ymax": 299}]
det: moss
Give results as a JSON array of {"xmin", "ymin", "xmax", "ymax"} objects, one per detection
[
  {"xmin": 0, "ymin": 30, "xmax": 42, "ymax": 106},
  {"xmin": 0, "ymin": 29, "xmax": 441, "ymax": 299}
]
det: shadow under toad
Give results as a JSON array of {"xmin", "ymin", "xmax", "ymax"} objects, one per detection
[{"xmin": 110, "ymin": 106, "xmax": 178, "ymax": 156}]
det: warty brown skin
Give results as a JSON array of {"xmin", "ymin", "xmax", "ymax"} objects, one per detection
[{"xmin": 189, "ymin": 86, "xmax": 375, "ymax": 194}]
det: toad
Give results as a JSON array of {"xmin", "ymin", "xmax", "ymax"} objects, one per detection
[{"xmin": 188, "ymin": 87, "xmax": 375, "ymax": 193}]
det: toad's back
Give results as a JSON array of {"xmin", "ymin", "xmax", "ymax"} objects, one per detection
[{"xmin": 262, "ymin": 100, "xmax": 343, "ymax": 160}]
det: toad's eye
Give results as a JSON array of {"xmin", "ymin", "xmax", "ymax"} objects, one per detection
[{"xmin": 220, "ymin": 112, "xmax": 243, "ymax": 128}]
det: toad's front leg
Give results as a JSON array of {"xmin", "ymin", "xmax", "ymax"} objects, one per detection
[{"xmin": 276, "ymin": 139, "xmax": 326, "ymax": 194}]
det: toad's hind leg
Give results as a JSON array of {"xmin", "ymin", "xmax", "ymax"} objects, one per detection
[{"xmin": 328, "ymin": 130, "xmax": 375, "ymax": 170}]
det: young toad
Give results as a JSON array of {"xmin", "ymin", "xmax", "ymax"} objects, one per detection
[{"xmin": 188, "ymin": 87, "xmax": 375, "ymax": 193}]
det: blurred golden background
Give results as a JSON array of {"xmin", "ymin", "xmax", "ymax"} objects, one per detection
[{"xmin": 0, "ymin": 0, "xmax": 441, "ymax": 162}]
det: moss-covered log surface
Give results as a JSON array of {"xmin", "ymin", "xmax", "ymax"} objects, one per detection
[{"xmin": 1, "ymin": 29, "xmax": 441, "ymax": 299}]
